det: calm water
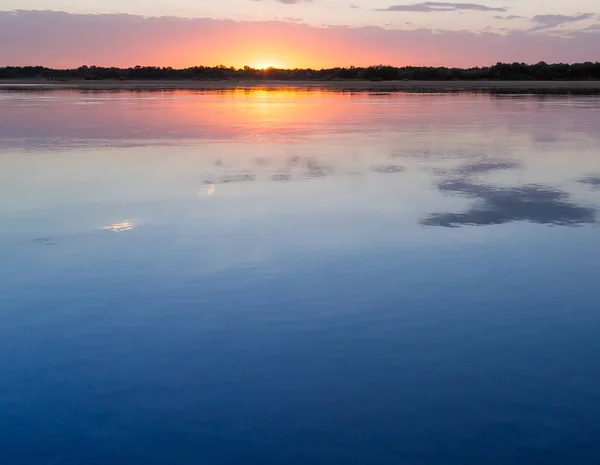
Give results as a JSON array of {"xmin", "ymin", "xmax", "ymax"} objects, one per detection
[{"xmin": 1, "ymin": 89, "xmax": 600, "ymax": 465}]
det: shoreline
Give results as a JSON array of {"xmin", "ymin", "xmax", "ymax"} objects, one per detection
[{"xmin": 2, "ymin": 79, "xmax": 600, "ymax": 93}]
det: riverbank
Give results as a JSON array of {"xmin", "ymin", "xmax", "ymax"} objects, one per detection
[{"xmin": 2, "ymin": 79, "xmax": 600, "ymax": 93}]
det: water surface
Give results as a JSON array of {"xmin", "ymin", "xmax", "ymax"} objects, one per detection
[{"xmin": 1, "ymin": 90, "xmax": 600, "ymax": 465}]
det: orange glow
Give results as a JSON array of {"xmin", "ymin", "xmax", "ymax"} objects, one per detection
[
  {"xmin": 165, "ymin": 25, "xmax": 360, "ymax": 69},
  {"xmin": 6, "ymin": 89, "xmax": 479, "ymax": 150},
  {"xmin": 7, "ymin": 11, "xmax": 599, "ymax": 70},
  {"xmin": 251, "ymin": 61, "xmax": 284, "ymax": 70}
]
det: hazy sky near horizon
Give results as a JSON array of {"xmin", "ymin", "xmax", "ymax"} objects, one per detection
[{"xmin": 0, "ymin": 1, "xmax": 599, "ymax": 67}]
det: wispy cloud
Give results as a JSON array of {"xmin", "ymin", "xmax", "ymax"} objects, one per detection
[
  {"xmin": 377, "ymin": 2, "xmax": 507, "ymax": 12},
  {"xmin": 494, "ymin": 15, "xmax": 523, "ymax": 20},
  {"xmin": 531, "ymin": 13, "xmax": 594, "ymax": 31},
  {"xmin": 583, "ymin": 23, "xmax": 600, "ymax": 32}
]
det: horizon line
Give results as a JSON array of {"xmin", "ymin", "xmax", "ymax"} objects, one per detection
[{"xmin": 4, "ymin": 61, "xmax": 600, "ymax": 71}]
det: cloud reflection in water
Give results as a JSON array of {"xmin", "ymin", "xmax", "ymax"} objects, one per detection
[
  {"xmin": 579, "ymin": 176, "xmax": 600, "ymax": 189},
  {"xmin": 453, "ymin": 160, "xmax": 521, "ymax": 176},
  {"xmin": 422, "ymin": 179, "xmax": 596, "ymax": 227},
  {"xmin": 370, "ymin": 165, "xmax": 405, "ymax": 174}
]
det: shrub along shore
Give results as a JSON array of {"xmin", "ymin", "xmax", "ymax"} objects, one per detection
[{"xmin": 2, "ymin": 62, "xmax": 600, "ymax": 82}]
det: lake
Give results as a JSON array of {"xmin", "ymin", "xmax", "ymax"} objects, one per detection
[{"xmin": 1, "ymin": 89, "xmax": 600, "ymax": 465}]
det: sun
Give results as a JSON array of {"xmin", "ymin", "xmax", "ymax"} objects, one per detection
[{"xmin": 253, "ymin": 61, "xmax": 282, "ymax": 70}]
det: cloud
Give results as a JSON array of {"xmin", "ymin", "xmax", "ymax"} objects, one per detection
[
  {"xmin": 377, "ymin": 2, "xmax": 507, "ymax": 12},
  {"xmin": 421, "ymin": 179, "xmax": 596, "ymax": 227},
  {"xmin": 494, "ymin": 15, "xmax": 523, "ymax": 20},
  {"xmin": 282, "ymin": 16, "xmax": 304, "ymax": 22},
  {"xmin": 531, "ymin": 13, "xmax": 594, "ymax": 31},
  {"xmin": 252, "ymin": 0, "xmax": 314, "ymax": 3},
  {"xmin": 1, "ymin": 10, "xmax": 600, "ymax": 68}
]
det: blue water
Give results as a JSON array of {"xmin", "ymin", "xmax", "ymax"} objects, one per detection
[{"xmin": 1, "ymin": 90, "xmax": 600, "ymax": 464}]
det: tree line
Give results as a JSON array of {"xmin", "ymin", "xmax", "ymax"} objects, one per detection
[{"xmin": 1, "ymin": 62, "xmax": 600, "ymax": 81}]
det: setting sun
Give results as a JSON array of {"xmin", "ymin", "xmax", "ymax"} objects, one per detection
[{"xmin": 253, "ymin": 62, "xmax": 281, "ymax": 70}]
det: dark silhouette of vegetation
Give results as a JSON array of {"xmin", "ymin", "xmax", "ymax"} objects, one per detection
[{"xmin": 1, "ymin": 62, "xmax": 600, "ymax": 81}]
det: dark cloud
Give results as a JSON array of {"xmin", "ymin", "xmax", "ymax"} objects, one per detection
[
  {"xmin": 531, "ymin": 13, "xmax": 595, "ymax": 31},
  {"xmin": 579, "ymin": 176, "xmax": 600, "ymax": 189},
  {"xmin": 421, "ymin": 179, "xmax": 596, "ymax": 227},
  {"xmin": 377, "ymin": 2, "xmax": 507, "ymax": 12}
]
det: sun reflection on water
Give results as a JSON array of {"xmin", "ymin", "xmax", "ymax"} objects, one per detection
[
  {"xmin": 198, "ymin": 185, "xmax": 216, "ymax": 197},
  {"xmin": 103, "ymin": 221, "xmax": 135, "ymax": 232}
]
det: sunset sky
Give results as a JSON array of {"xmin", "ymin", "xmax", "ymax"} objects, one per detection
[{"xmin": 1, "ymin": 1, "xmax": 599, "ymax": 68}]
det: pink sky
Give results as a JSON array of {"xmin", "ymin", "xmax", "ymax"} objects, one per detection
[{"xmin": 1, "ymin": 10, "xmax": 599, "ymax": 68}]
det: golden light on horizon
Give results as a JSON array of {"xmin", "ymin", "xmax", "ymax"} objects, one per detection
[{"xmin": 252, "ymin": 61, "xmax": 283, "ymax": 70}]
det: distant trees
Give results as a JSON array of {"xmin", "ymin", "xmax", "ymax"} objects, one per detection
[{"xmin": 1, "ymin": 62, "xmax": 600, "ymax": 81}]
